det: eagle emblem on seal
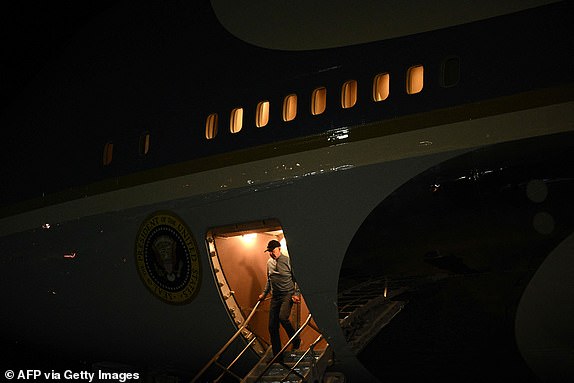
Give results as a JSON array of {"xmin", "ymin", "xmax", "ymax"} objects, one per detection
[{"xmin": 135, "ymin": 211, "xmax": 201, "ymax": 304}]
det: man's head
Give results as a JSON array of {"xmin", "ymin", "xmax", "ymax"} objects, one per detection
[{"xmin": 265, "ymin": 240, "xmax": 281, "ymax": 258}]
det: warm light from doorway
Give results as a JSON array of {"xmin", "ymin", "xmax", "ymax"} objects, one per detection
[{"xmin": 241, "ymin": 233, "xmax": 257, "ymax": 245}]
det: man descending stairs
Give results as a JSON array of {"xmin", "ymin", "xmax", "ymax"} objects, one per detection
[{"xmin": 191, "ymin": 303, "xmax": 337, "ymax": 383}]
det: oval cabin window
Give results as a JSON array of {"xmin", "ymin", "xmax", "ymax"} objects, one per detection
[
  {"xmin": 407, "ymin": 65, "xmax": 424, "ymax": 94},
  {"xmin": 230, "ymin": 108, "xmax": 243, "ymax": 133},
  {"xmin": 139, "ymin": 132, "xmax": 151, "ymax": 156},
  {"xmin": 373, "ymin": 73, "xmax": 390, "ymax": 101},
  {"xmin": 311, "ymin": 87, "xmax": 327, "ymax": 115},
  {"xmin": 441, "ymin": 56, "xmax": 460, "ymax": 88},
  {"xmin": 205, "ymin": 113, "xmax": 218, "ymax": 140},
  {"xmin": 256, "ymin": 101, "xmax": 270, "ymax": 128},
  {"xmin": 341, "ymin": 80, "xmax": 357, "ymax": 109},
  {"xmin": 283, "ymin": 94, "xmax": 297, "ymax": 122},
  {"xmin": 103, "ymin": 142, "xmax": 113, "ymax": 166}
]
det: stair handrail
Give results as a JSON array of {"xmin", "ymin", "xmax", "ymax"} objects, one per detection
[
  {"xmin": 280, "ymin": 333, "xmax": 324, "ymax": 383},
  {"xmin": 254, "ymin": 313, "xmax": 313, "ymax": 382},
  {"xmin": 191, "ymin": 299, "xmax": 262, "ymax": 383},
  {"xmin": 213, "ymin": 336, "xmax": 258, "ymax": 383}
]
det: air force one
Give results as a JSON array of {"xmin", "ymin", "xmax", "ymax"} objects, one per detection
[{"xmin": 1, "ymin": 1, "xmax": 573, "ymax": 382}]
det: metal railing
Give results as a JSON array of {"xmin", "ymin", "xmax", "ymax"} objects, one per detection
[
  {"xmin": 279, "ymin": 333, "xmax": 324, "ymax": 383},
  {"xmin": 253, "ymin": 313, "xmax": 314, "ymax": 382},
  {"xmin": 191, "ymin": 300, "xmax": 262, "ymax": 383}
]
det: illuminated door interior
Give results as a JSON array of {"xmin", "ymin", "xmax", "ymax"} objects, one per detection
[{"xmin": 207, "ymin": 219, "xmax": 325, "ymax": 356}]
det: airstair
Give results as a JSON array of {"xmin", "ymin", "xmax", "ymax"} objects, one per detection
[{"xmin": 191, "ymin": 301, "xmax": 333, "ymax": 383}]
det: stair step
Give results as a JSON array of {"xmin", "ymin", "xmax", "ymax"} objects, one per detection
[
  {"xmin": 265, "ymin": 366, "xmax": 310, "ymax": 375},
  {"xmin": 251, "ymin": 362, "xmax": 311, "ymax": 375},
  {"xmin": 243, "ymin": 346, "xmax": 333, "ymax": 383}
]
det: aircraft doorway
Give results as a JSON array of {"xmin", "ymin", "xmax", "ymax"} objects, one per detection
[{"xmin": 206, "ymin": 219, "xmax": 325, "ymax": 358}]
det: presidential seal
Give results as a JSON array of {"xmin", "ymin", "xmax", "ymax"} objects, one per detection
[{"xmin": 135, "ymin": 211, "xmax": 201, "ymax": 304}]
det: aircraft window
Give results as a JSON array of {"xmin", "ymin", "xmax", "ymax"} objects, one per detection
[
  {"xmin": 341, "ymin": 80, "xmax": 357, "ymax": 109},
  {"xmin": 230, "ymin": 107, "xmax": 243, "ymax": 133},
  {"xmin": 256, "ymin": 101, "xmax": 270, "ymax": 128},
  {"xmin": 407, "ymin": 65, "xmax": 424, "ymax": 94},
  {"xmin": 373, "ymin": 73, "xmax": 390, "ymax": 101},
  {"xmin": 441, "ymin": 56, "xmax": 460, "ymax": 88},
  {"xmin": 103, "ymin": 142, "xmax": 113, "ymax": 166},
  {"xmin": 311, "ymin": 87, "xmax": 327, "ymax": 115},
  {"xmin": 283, "ymin": 94, "xmax": 297, "ymax": 122},
  {"xmin": 139, "ymin": 132, "xmax": 150, "ymax": 156},
  {"xmin": 205, "ymin": 113, "xmax": 218, "ymax": 140}
]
